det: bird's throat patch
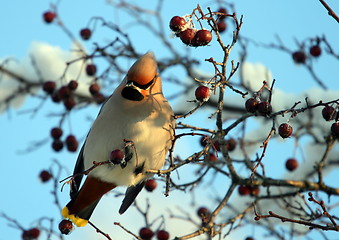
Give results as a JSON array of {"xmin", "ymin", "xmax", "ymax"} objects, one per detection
[{"xmin": 121, "ymin": 87, "xmax": 144, "ymax": 101}]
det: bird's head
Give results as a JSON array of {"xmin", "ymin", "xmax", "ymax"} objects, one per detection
[{"xmin": 120, "ymin": 52, "xmax": 162, "ymax": 101}]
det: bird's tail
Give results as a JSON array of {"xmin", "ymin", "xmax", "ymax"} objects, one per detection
[{"xmin": 62, "ymin": 176, "xmax": 117, "ymax": 227}]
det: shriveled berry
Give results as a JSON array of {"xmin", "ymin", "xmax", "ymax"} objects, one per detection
[
  {"xmin": 192, "ymin": 29, "xmax": 212, "ymax": 46},
  {"xmin": 292, "ymin": 51, "xmax": 306, "ymax": 64},
  {"xmin": 145, "ymin": 179, "xmax": 157, "ymax": 192},
  {"xmin": 217, "ymin": 8, "xmax": 228, "ymax": 20},
  {"xmin": 197, "ymin": 207, "xmax": 210, "ymax": 218},
  {"xmin": 22, "ymin": 228, "xmax": 40, "ymax": 240},
  {"xmin": 43, "ymin": 11, "xmax": 56, "ymax": 23},
  {"xmin": 94, "ymin": 93, "xmax": 106, "ymax": 104},
  {"xmin": 66, "ymin": 135, "xmax": 78, "ymax": 152},
  {"xmin": 157, "ymin": 230, "xmax": 170, "ymax": 240},
  {"xmin": 310, "ymin": 45, "xmax": 321, "ymax": 57},
  {"xmin": 195, "ymin": 86, "xmax": 210, "ymax": 101},
  {"xmin": 169, "ymin": 16, "xmax": 186, "ymax": 32},
  {"xmin": 43, "ymin": 81, "xmax": 56, "ymax": 94},
  {"xmin": 226, "ymin": 138, "xmax": 236, "ymax": 151},
  {"xmin": 257, "ymin": 101, "xmax": 272, "ymax": 116},
  {"xmin": 286, "ymin": 158, "xmax": 298, "ymax": 171},
  {"xmin": 200, "ymin": 136, "xmax": 209, "ymax": 147},
  {"xmin": 63, "ymin": 97, "xmax": 76, "ymax": 110},
  {"xmin": 249, "ymin": 186, "xmax": 260, "ymax": 196},
  {"xmin": 86, "ymin": 64, "xmax": 97, "ymax": 76},
  {"xmin": 179, "ymin": 28, "xmax": 196, "ymax": 45},
  {"xmin": 322, "ymin": 105, "xmax": 336, "ymax": 121},
  {"xmin": 89, "ymin": 83, "xmax": 100, "ymax": 96},
  {"xmin": 58, "ymin": 86, "xmax": 71, "ymax": 100},
  {"xmin": 238, "ymin": 185, "xmax": 250, "ymax": 196},
  {"xmin": 207, "ymin": 153, "xmax": 217, "ymax": 162},
  {"xmin": 39, "ymin": 170, "xmax": 52, "ymax": 182},
  {"xmin": 52, "ymin": 139, "xmax": 63, "ymax": 152},
  {"xmin": 80, "ymin": 28, "xmax": 92, "ymax": 40},
  {"xmin": 278, "ymin": 123, "xmax": 293, "ymax": 138},
  {"xmin": 51, "ymin": 127, "xmax": 63, "ymax": 139},
  {"xmin": 110, "ymin": 149, "xmax": 125, "ymax": 164},
  {"xmin": 68, "ymin": 80, "xmax": 78, "ymax": 91},
  {"xmin": 245, "ymin": 237, "xmax": 254, "ymax": 240},
  {"xmin": 58, "ymin": 219, "xmax": 74, "ymax": 235},
  {"xmin": 216, "ymin": 21, "xmax": 227, "ymax": 33},
  {"xmin": 245, "ymin": 98, "xmax": 259, "ymax": 113},
  {"xmin": 51, "ymin": 92, "xmax": 61, "ymax": 103},
  {"xmin": 331, "ymin": 122, "xmax": 339, "ymax": 138},
  {"xmin": 139, "ymin": 227, "xmax": 154, "ymax": 240}
]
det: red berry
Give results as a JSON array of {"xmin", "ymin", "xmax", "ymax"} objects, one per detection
[
  {"xmin": 68, "ymin": 80, "xmax": 78, "ymax": 91},
  {"xmin": 57, "ymin": 86, "xmax": 71, "ymax": 100},
  {"xmin": 51, "ymin": 127, "xmax": 63, "ymax": 139},
  {"xmin": 169, "ymin": 16, "xmax": 186, "ymax": 32},
  {"xmin": 179, "ymin": 28, "xmax": 196, "ymax": 45},
  {"xmin": 278, "ymin": 123, "xmax": 293, "ymax": 138},
  {"xmin": 39, "ymin": 170, "xmax": 52, "ymax": 182},
  {"xmin": 195, "ymin": 86, "xmax": 210, "ymax": 102},
  {"xmin": 192, "ymin": 29, "xmax": 212, "ymax": 46},
  {"xmin": 139, "ymin": 227, "xmax": 154, "ymax": 240},
  {"xmin": 331, "ymin": 122, "xmax": 339, "ymax": 138},
  {"xmin": 238, "ymin": 185, "xmax": 250, "ymax": 196},
  {"xmin": 80, "ymin": 28, "xmax": 92, "ymax": 40},
  {"xmin": 58, "ymin": 219, "xmax": 74, "ymax": 235},
  {"xmin": 43, "ymin": 11, "xmax": 56, "ymax": 23},
  {"xmin": 257, "ymin": 101, "xmax": 272, "ymax": 116},
  {"xmin": 322, "ymin": 105, "xmax": 336, "ymax": 121},
  {"xmin": 197, "ymin": 207, "xmax": 210, "ymax": 218},
  {"xmin": 89, "ymin": 83, "xmax": 100, "ymax": 96},
  {"xmin": 51, "ymin": 92, "xmax": 61, "ymax": 103},
  {"xmin": 217, "ymin": 8, "xmax": 228, "ymax": 20},
  {"xmin": 286, "ymin": 158, "xmax": 298, "ymax": 171},
  {"xmin": 145, "ymin": 179, "xmax": 157, "ymax": 192},
  {"xmin": 207, "ymin": 153, "xmax": 217, "ymax": 162},
  {"xmin": 42, "ymin": 81, "xmax": 56, "ymax": 94},
  {"xmin": 245, "ymin": 237, "xmax": 254, "ymax": 240},
  {"xmin": 86, "ymin": 64, "xmax": 97, "ymax": 76},
  {"xmin": 110, "ymin": 149, "xmax": 125, "ymax": 164},
  {"xmin": 63, "ymin": 97, "xmax": 76, "ymax": 110},
  {"xmin": 310, "ymin": 45, "xmax": 321, "ymax": 57},
  {"xmin": 245, "ymin": 98, "xmax": 259, "ymax": 113},
  {"xmin": 66, "ymin": 135, "xmax": 78, "ymax": 152},
  {"xmin": 94, "ymin": 93, "xmax": 106, "ymax": 104},
  {"xmin": 52, "ymin": 139, "xmax": 63, "ymax": 152},
  {"xmin": 249, "ymin": 186, "xmax": 260, "ymax": 196},
  {"xmin": 22, "ymin": 228, "xmax": 40, "ymax": 240},
  {"xmin": 292, "ymin": 51, "xmax": 306, "ymax": 64},
  {"xmin": 226, "ymin": 138, "xmax": 236, "ymax": 151},
  {"xmin": 216, "ymin": 21, "xmax": 227, "ymax": 33},
  {"xmin": 157, "ymin": 230, "xmax": 170, "ymax": 240}
]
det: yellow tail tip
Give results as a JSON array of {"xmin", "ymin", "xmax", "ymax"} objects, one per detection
[{"xmin": 62, "ymin": 206, "xmax": 88, "ymax": 227}]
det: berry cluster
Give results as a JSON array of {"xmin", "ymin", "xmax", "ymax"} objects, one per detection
[
  {"xmin": 238, "ymin": 185, "xmax": 260, "ymax": 197},
  {"xmin": 169, "ymin": 16, "xmax": 212, "ymax": 47},
  {"xmin": 215, "ymin": 8, "xmax": 228, "ymax": 33},
  {"xmin": 139, "ymin": 227, "xmax": 170, "ymax": 240},
  {"xmin": 50, "ymin": 127, "xmax": 79, "ymax": 153},
  {"xmin": 321, "ymin": 105, "xmax": 339, "ymax": 138},
  {"xmin": 245, "ymin": 97, "xmax": 272, "ymax": 116},
  {"xmin": 292, "ymin": 42, "xmax": 322, "ymax": 64}
]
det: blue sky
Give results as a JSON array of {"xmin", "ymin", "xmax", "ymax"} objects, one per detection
[{"xmin": 1, "ymin": 1, "xmax": 339, "ymax": 239}]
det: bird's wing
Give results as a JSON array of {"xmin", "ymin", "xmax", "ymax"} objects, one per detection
[
  {"xmin": 70, "ymin": 144, "xmax": 85, "ymax": 199},
  {"xmin": 119, "ymin": 181, "xmax": 145, "ymax": 214}
]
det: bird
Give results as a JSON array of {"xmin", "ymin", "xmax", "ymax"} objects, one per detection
[{"xmin": 61, "ymin": 52, "xmax": 175, "ymax": 227}]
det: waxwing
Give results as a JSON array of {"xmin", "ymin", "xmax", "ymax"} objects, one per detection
[{"xmin": 62, "ymin": 52, "xmax": 175, "ymax": 227}]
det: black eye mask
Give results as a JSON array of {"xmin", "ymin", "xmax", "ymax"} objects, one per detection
[{"xmin": 121, "ymin": 87, "xmax": 144, "ymax": 101}]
